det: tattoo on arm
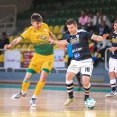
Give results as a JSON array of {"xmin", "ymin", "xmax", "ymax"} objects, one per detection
[{"xmin": 10, "ymin": 39, "xmax": 17, "ymax": 46}]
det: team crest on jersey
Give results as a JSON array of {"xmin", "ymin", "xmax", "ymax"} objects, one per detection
[
  {"xmin": 70, "ymin": 35, "xmax": 79, "ymax": 44},
  {"xmin": 44, "ymin": 28, "xmax": 47, "ymax": 31},
  {"xmin": 112, "ymin": 37, "xmax": 117, "ymax": 43}
]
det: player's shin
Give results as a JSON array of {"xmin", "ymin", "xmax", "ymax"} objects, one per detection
[
  {"xmin": 33, "ymin": 81, "xmax": 45, "ymax": 97},
  {"xmin": 30, "ymin": 81, "xmax": 45, "ymax": 106},
  {"xmin": 21, "ymin": 81, "xmax": 30, "ymax": 94},
  {"xmin": 83, "ymin": 83, "xmax": 91, "ymax": 101},
  {"xmin": 21, "ymin": 73, "xmax": 34, "ymax": 94},
  {"xmin": 64, "ymin": 80, "xmax": 74, "ymax": 106},
  {"xmin": 66, "ymin": 80, "xmax": 74, "ymax": 98},
  {"xmin": 110, "ymin": 79, "xmax": 116, "ymax": 92}
]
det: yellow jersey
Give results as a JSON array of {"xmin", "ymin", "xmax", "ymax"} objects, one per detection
[{"xmin": 21, "ymin": 23, "xmax": 53, "ymax": 55}]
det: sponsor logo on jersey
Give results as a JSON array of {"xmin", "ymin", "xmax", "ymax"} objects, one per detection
[
  {"xmin": 72, "ymin": 47, "xmax": 83, "ymax": 53},
  {"xmin": 74, "ymin": 52, "xmax": 81, "ymax": 59},
  {"xmin": 37, "ymin": 35, "xmax": 47, "ymax": 40}
]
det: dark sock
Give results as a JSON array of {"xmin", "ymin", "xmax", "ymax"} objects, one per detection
[
  {"xmin": 66, "ymin": 83, "xmax": 74, "ymax": 98},
  {"xmin": 110, "ymin": 79, "xmax": 116, "ymax": 92},
  {"xmin": 83, "ymin": 85, "xmax": 90, "ymax": 101}
]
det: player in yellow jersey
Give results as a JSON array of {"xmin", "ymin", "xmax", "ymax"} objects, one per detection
[{"xmin": 4, "ymin": 13, "xmax": 58, "ymax": 107}]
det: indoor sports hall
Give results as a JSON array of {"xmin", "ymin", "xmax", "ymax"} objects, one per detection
[{"xmin": 0, "ymin": 0, "xmax": 117, "ymax": 117}]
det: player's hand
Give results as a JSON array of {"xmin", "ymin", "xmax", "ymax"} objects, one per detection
[
  {"xmin": 109, "ymin": 47, "xmax": 117, "ymax": 52},
  {"xmin": 48, "ymin": 38, "xmax": 67, "ymax": 50},
  {"xmin": 58, "ymin": 45, "xmax": 67, "ymax": 50},
  {"xmin": 48, "ymin": 38, "xmax": 53, "ymax": 44},
  {"xmin": 4, "ymin": 44, "xmax": 11, "ymax": 50},
  {"xmin": 102, "ymin": 34, "xmax": 109, "ymax": 40}
]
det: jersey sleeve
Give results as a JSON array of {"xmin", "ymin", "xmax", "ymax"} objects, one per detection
[
  {"xmin": 85, "ymin": 31, "xmax": 93, "ymax": 39},
  {"xmin": 21, "ymin": 27, "xmax": 30, "ymax": 39},
  {"xmin": 66, "ymin": 37, "xmax": 70, "ymax": 43}
]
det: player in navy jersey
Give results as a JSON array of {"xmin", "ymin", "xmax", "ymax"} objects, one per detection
[
  {"xmin": 49, "ymin": 19, "xmax": 109, "ymax": 106},
  {"xmin": 105, "ymin": 20, "xmax": 117, "ymax": 97}
]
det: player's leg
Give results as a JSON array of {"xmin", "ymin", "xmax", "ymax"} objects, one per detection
[
  {"xmin": 30, "ymin": 54, "xmax": 54, "ymax": 107},
  {"xmin": 11, "ymin": 71, "xmax": 35, "ymax": 99},
  {"xmin": 21, "ymin": 53, "xmax": 39, "ymax": 97},
  {"xmin": 76, "ymin": 72, "xmax": 83, "ymax": 87},
  {"xmin": 105, "ymin": 58, "xmax": 117, "ymax": 97},
  {"xmin": 64, "ymin": 71, "xmax": 76, "ymax": 106},
  {"xmin": 30, "ymin": 70, "xmax": 49, "ymax": 107},
  {"xmin": 64, "ymin": 60, "xmax": 79, "ymax": 106},
  {"xmin": 82, "ymin": 75, "xmax": 91, "ymax": 101},
  {"xmin": 81, "ymin": 59, "xmax": 93, "ymax": 102}
]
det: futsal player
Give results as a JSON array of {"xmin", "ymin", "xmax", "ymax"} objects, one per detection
[
  {"xmin": 4, "ymin": 13, "xmax": 58, "ymax": 107},
  {"xmin": 105, "ymin": 20, "xmax": 117, "ymax": 97},
  {"xmin": 49, "ymin": 19, "xmax": 109, "ymax": 106}
]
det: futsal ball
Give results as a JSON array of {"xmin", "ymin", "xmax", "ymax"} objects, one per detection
[{"xmin": 85, "ymin": 98, "xmax": 96, "ymax": 110}]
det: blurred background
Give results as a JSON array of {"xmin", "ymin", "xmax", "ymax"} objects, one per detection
[{"xmin": 0, "ymin": 0, "xmax": 116, "ymax": 86}]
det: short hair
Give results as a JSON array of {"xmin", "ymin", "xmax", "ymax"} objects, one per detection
[
  {"xmin": 31, "ymin": 13, "xmax": 43, "ymax": 22},
  {"xmin": 114, "ymin": 20, "xmax": 117, "ymax": 23},
  {"xmin": 2, "ymin": 32, "xmax": 6, "ymax": 36},
  {"xmin": 82, "ymin": 9, "xmax": 86, "ymax": 13},
  {"xmin": 66, "ymin": 19, "xmax": 77, "ymax": 25},
  {"xmin": 101, "ymin": 20, "xmax": 105, "ymax": 24}
]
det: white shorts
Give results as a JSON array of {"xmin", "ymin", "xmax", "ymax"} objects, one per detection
[
  {"xmin": 67, "ymin": 58, "xmax": 93, "ymax": 76},
  {"xmin": 109, "ymin": 57, "xmax": 117, "ymax": 73}
]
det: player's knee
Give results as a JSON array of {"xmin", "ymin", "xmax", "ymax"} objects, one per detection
[
  {"xmin": 23, "ymin": 79, "xmax": 30, "ymax": 83},
  {"xmin": 115, "ymin": 73, "xmax": 117, "ymax": 78},
  {"xmin": 109, "ymin": 72, "xmax": 115, "ymax": 79},
  {"xmin": 23, "ymin": 77, "xmax": 31, "ymax": 83},
  {"xmin": 82, "ymin": 79, "xmax": 90, "ymax": 87},
  {"xmin": 83, "ymin": 82, "xmax": 89, "ymax": 87},
  {"xmin": 40, "ymin": 72, "xmax": 48, "ymax": 82},
  {"xmin": 23, "ymin": 72, "xmax": 34, "ymax": 83},
  {"xmin": 66, "ymin": 72, "xmax": 75, "ymax": 80},
  {"xmin": 83, "ymin": 83, "xmax": 90, "ymax": 88}
]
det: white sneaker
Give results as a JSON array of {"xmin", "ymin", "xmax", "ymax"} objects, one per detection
[
  {"xmin": 105, "ymin": 91, "xmax": 117, "ymax": 97},
  {"xmin": 11, "ymin": 91, "xmax": 26, "ymax": 99},
  {"xmin": 30, "ymin": 98, "xmax": 36, "ymax": 107}
]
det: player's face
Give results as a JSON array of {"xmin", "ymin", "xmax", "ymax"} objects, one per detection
[
  {"xmin": 114, "ymin": 23, "xmax": 117, "ymax": 32},
  {"xmin": 67, "ymin": 24, "xmax": 77, "ymax": 35},
  {"xmin": 31, "ymin": 21, "xmax": 42, "ymax": 30}
]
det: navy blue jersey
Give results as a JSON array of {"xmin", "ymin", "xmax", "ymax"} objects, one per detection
[
  {"xmin": 67, "ymin": 29, "xmax": 93, "ymax": 61},
  {"xmin": 110, "ymin": 31, "xmax": 117, "ymax": 59}
]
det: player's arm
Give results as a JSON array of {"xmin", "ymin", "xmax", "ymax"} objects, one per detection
[
  {"xmin": 49, "ymin": 38, "xmax": 68, "ymax": 45},
  {"xmin": 49, "ymin": 32, "xmax": 58, "ymax": 41},
  {"xmin": 91, "ymin": 34, "xmax": 109, "ymax": 42},
  {"xmin": 110, "ymin": 47, "xmax": 117, "ymax": 52},
  {"xmin": 49, "ymin": 32, "xmax": 68, "ymax": 50},
  {"xmin": 49, "ymin": 38, "xmax": 68, "ymax": 50},
  {"xmin": 4, "ymin": 37, "xmax": 22, "ymax": 50}
]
